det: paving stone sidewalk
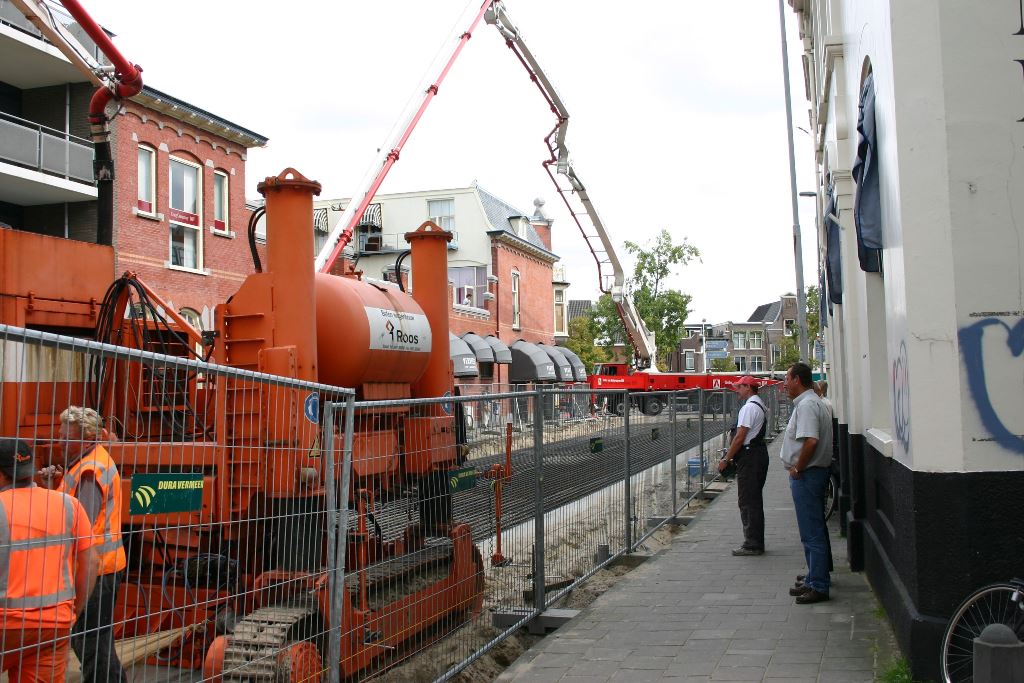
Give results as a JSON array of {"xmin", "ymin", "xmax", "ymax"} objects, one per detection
[{"xmin": 497, "ymin": 435, "xmax": 885, "ymax": 683}]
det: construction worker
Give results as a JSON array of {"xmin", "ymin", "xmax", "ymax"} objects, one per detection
[
  {"xmin": 0, "ymin": 438, "xmax": 98, "ymax": 683},
  {"xmin": 40, "ymin": 407, "xmax": 127, "ymax": 682}
]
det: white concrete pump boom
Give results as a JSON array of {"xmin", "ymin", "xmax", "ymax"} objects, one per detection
[
  {"xmin": 485, "ymin": 1, "xmax": 658, "ymax": 368},
  {"xmin": 311, "ymin": 0, "xmax": 657, "ymax": 367}
]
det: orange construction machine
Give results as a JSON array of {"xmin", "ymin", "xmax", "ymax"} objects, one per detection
[{"xmin": 1, "ymin": 170, "xmax": 485, "ymax": 679}]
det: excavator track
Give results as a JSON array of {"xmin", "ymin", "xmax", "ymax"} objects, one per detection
[{"xmin": 221, "ymin": 604, "xmax": 318, "ymax": 682}]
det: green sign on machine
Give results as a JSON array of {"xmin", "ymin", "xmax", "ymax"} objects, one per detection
[
  {"xmin": 130, "ymin": 473, "xmax": 205, "ymax": 515},
  {"xmin": 448, "ymin": 467, "xmax": 477, "ymax": 493}
]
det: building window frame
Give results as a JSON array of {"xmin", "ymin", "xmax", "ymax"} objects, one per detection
[
  {"xmin": 168, "ymin": 155, "xmax": 204, "ymax": 273},
  {"xmin": 137, "ymin": 145, "xmax": 156, "ymax": 216},
  {"xmin": 749, "ymin": 330, "xmax": 763, "ymax": 350},
  {"xmin": 685, "ymin": 350, "xmax": 695, "ymax": 371},
  {"xmin": 732, "ymin": 331, "xmax": 747, "ymax": 350},
  {"xmin": 784, "ymin": 319, "xmax": 796, "ymax": 336},
  {"xmin": 511, "ymin": 269, "xmax": 521, "ymax": 330},
  {"xmin": 554, "ymin": 288, "xmax": 566, "ymax": 334},
  {"xmin": 735, "ymin": 355, "xmax": 747, "ymax": 372},
  {"xmin": 750, "ymin": 355, "xmax": 764, "ymax": 372},
  {"xmin": 211, "ymin": 170, "xmax": 230, "ymax": 236},
  {"xmin": 427, "ymin": 198, "xmax": 455, "ymax": 232}
]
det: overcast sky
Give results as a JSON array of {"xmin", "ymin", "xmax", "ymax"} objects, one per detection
[{"xmin": 88, "ymin": 0, "xmax": 819, "ymax": 325}]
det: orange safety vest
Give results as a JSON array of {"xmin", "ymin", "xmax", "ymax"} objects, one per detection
[
  {"xmin": 0, "ymin": 486, "xmax": 86, "ymax": 628},
  {"xmin": 62, "ymin": 445, "xmax": 126, "ymax": 575}
]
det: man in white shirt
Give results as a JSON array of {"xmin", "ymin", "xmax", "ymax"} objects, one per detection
[
  {"xmin": 718, "ymin": 376, "xmax": 769, "ymax": 556},
  {"xmin": 781, "ymin": 362, "xmax": 834, "ymax": 604}
]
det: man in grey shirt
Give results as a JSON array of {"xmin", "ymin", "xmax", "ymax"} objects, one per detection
[{"xmin": 781, "ymin": 362, "xmax": 833, "ymax": 604}]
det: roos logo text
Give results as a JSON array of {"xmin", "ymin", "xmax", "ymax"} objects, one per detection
[{"xmin": 385, "ymin": 320, "xmax": 419, "ymax": 345}]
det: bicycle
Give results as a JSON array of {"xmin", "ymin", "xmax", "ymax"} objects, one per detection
[
  {"xmin": 940, "ymin": 577, "xmax": 1024, "ymax": 682},
  {"xmin": 823, "ymin": 457, "xmax": 839, "ymax": 523}
]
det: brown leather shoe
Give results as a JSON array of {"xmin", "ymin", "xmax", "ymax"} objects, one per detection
[
  {"xmin": 789, "ymin": 584, "xmax": 811, "ymax": 597},
  {"xmin": 795, "ymin": 589, "xmax": 830, "ymax": 604}
]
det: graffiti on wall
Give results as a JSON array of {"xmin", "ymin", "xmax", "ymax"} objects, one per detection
[
  {"xmin": 891, "ymin": 340, "xmax": 911, "ymax": 453},
  {"xmin": 958, "ymin": 316, "xmax": 1024, "ymax": 454}
]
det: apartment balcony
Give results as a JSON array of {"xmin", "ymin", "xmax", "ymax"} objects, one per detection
[
  {"xmin": 0, "ymin": 111, "xmax": 95, "ymax": 205},
  {"xmin": 0, "ymin": 0, "xmax": 108, "ymax": 89},
  {"xmin": 357, "ymin": 227, "xmax": 459, "ymax": 254}
]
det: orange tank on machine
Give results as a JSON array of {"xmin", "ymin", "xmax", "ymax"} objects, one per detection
[{"xmin": 314, "ymin": 273, "xmax": 432, "ymax": 393}]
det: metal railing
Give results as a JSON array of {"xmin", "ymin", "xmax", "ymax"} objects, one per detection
[
  {"xmin": 0, "ymin": 110, "xmax": 94, "ymax": 183},
  {"xmin": 0, "ymin": 322, "xmax": 786, "ymax": 682},
  {"xmin": 0, "ymin": 0, "xmax": 110, "ymax": 64}
]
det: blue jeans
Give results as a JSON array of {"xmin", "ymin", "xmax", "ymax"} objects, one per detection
[{"xmin": 789, "ymin": 466, "xmax": 831, "ymax": 593}]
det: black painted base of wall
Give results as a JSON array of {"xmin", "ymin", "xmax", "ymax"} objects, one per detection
[{"xmin": 841, "ymin": 426, "xmax": 1024, "ymax": 681}]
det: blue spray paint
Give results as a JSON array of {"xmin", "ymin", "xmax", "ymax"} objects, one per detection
[
  {"xmin": 958, "ymin": 318, "xmax": 1024, "ymax": 454},
  {"xmin": 891, "ymin": 341, "xmax": 911, "ymax": 453}
]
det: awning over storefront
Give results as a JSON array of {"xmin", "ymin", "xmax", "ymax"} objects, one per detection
[
  {"xmin": 556, "ymin": 346, "xmax": 588, "ymax": 382},
  {"xmin": 460, "ymin": 332, "xmax": 495, "ymax": 363},
  {"xmin": 536, "ymin": 343, "xmax": 574, "ymax": 382},
  {"xmin": 509, "ymin": 340, "xmax": 557, "ymax": 383},
  {"xmin": 482, "ymin": 335, "xmax": 512, "ymax": 364},
  {"xmin": 449, "ymin": 333, "xmax": 479, "ymax": 377}
]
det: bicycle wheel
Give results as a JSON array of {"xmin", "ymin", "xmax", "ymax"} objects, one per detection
[
  {"xmin": 941, "ymin": 582, "xmax": 1024, "ymax": 682},
  {"xmin": 823, "ymin": 474, "xmax": 838, "ymax": 522}
]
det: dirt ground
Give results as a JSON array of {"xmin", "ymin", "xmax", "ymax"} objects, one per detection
[{"xmin": 372, "ymin": 492, "xmax": 717, "ymax": 683}]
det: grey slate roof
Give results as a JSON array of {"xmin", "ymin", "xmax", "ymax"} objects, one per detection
[
  {"xmin": 476, "ymin": 186, "xmax": 556, "ymax": 258},
  {"xmin": 748, "ymin": 300, "xmax": 782, "ymax": 323},
  {"xmin": 568, "ymin": 299, "xmax": 593, "ymax": 322},
  {"xmin": 747, "ymin": 303, "xmax": 772, "ymax": 322}
]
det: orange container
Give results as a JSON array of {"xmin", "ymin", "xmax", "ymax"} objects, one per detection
[{"xmin": 315, "ymin": 274, "xmax": 432, "ymax": 388}]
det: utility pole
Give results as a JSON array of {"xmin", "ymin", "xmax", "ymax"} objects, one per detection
[{"xmin": 778, "ymin": 0, "xmax": 809, "ymax": 362}]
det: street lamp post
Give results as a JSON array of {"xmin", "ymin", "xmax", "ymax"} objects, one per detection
[{"xmin": 778, "ymin": 0, "xmax": 809, "ymax": 363}]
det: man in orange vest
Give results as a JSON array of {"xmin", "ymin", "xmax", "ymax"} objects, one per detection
[
  {"xmin": 41, "ymin": 407, "xmax": 127, "ymax": 682},
  {"xmin": 0, "ymin": 438, "xmax": 98, "ymax": 683}
]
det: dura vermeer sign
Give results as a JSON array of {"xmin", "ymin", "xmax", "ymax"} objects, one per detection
[{"xmin": 130, "ymin": 473, "xmax": 205, "ymax": 515}]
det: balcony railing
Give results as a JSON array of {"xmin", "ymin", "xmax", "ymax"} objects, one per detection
[
  {"xmin": 0, "ymin": 0, "xmax": 110, "ymax": 65},
  {"xmin": 357, "ymin": 229, "xmax": 459, "ymax": 254},
  {"xmin": 0, "ymin": 111, "xmax": 94, "ymax": 184}
]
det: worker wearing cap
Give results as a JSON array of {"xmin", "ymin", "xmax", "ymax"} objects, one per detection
[
  {"xmin": 41, "ymin": 407, "xmax": 127, "ymax": 682},
  {"xmin": 0, "ymin": 438, "xmax": 98, "ymax": 683},
  {"xmin": 718, "ymin": 376, "xmax": 769, "ymax": 556}
]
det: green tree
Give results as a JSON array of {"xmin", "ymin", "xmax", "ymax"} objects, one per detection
[
  {"xmin": 710, "ymin": 357, "xmax": 738, "ymax": 372},
  {"xmin": 564, "ymin": 313, "xmax": 610, "ymax": 374},
  {"xmin": 621, "ymin": 229, "xmax": 700, "ymax": 370},
  {"xmin": 772, "ymin": 334, "xmax": 801, "ymax": 371},
  {"xmin": 806, "ymin": 285, "xmax": 820, "ymax": 336}
]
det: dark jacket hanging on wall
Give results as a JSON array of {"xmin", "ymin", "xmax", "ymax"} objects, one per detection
[{"xmin": 852, "ymin": 71, "xmax": 882, "ymax": 273}]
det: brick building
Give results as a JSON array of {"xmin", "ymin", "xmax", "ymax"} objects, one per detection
[
  {"xmin": 0, "ymin": 7, "xmax": 267, "ymax": 331},
  {"xmin": 309, "ymin": 184, "xmax": 567, "ymax": 385}
]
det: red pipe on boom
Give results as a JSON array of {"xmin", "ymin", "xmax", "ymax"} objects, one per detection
[
  {"xmin": 58, "ymin": 0, "xmax": 143, "ymax": 120},
  {"xmin": 318, "ymin": 0, "xmax": 495, "ymax": 274}
]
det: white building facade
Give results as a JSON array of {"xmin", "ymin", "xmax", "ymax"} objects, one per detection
[{"xmin": 790, "ymin": 1, "xmax": 1024, "ymax": 678}]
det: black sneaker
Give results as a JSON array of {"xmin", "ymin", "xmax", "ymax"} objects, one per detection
[{"xmin": 732, "ymin": 546, "xmax": 764, "ymax": 556}]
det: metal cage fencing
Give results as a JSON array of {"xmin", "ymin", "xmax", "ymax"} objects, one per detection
[
  {"xmin": 0, "ymin": 323, "xmax": 357, "ymax": 683},
  {"xmin": 0, "ymin": 323, "xmax": 771, "ymax": 683}
]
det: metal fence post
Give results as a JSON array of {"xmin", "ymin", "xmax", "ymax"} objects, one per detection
[
  {"xmin": 532, "ymin": 386, "xmax": 546, "ymax": 613},
  {"xmin": 623, "ymin": 390, "xmax": 633, "ymax": 552},
  {"xmin": 669, "ymin": 391, "xmax": 678, "ymax": 516},
  {"xmin": 325, "ymin": 393, "xmax": 355, "ymax": 683},
  {"xmin": 697, "ymin": 388, "xmax": 705, "ymax": 491}
]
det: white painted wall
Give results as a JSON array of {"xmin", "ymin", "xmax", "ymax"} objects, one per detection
[
  {"xmin": 799, "ymin": 0, "xmax": 1024, "ymax": 472},
  {"xmin": 316, "ymin": 185, "xmax": 492, "ymax": 283}
]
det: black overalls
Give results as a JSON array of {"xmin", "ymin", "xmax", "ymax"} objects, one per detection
[{"xmin": 734, "ymin": 399, "xmax": 769, "ymax": 551}]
